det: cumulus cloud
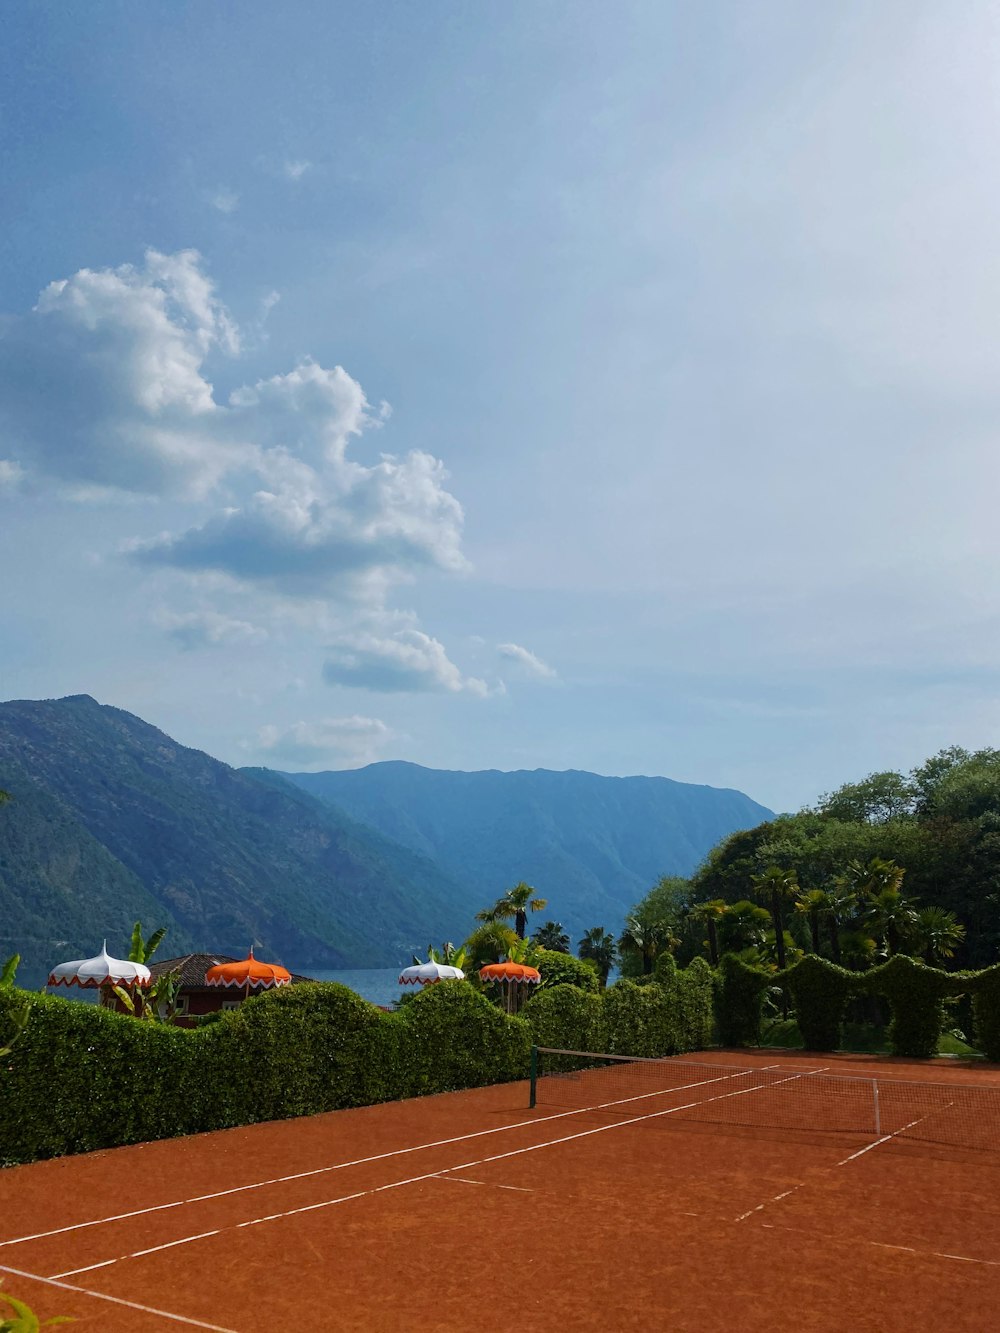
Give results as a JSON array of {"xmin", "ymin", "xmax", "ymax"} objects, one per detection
[
  {"xmin": 323, "ymin": 629, "xmax": 490, "ymax": 695},
  {"xmin": 497, "ymin": 642, "xmax": 558, "ymax": 681},
  {"xmin": 257, "ymin": 715, "xmax": 393, "ymax": 768},
  {"xmin": 153, "ymin": 608, "xmax": 268, "ymax": 651},
  {"xmin": 0, "ymin": 249, "xmax": 245, "ymax": 499}
]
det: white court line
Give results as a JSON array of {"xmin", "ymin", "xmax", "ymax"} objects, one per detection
[
  {"xmin": 3, "ymin": 1063, "xmax": 772, "ymax": 1250},
  {"xmin": 836, "ymin": 1110, "xmax": 943, "ymax": 1166},
  {"xmin": 435, "ymin": 1175, "xmax": 534, "ymax": 1192},
  {"xmin": 0, "ymin": 1261, "xmax": 238, "ymax": 1331},
  {"xmin": 737, "ymin": 1100, "xmax": 954, "ymax": 1224},
  {"xmin": 50, "ymin": 1066, "xmax": 815, "ymax": 1280}
]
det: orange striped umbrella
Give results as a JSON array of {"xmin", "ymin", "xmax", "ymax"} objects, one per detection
[
  {"xmin": 205, "ymin": 948, "xmax": 291, "ymax": 992},
  {"xmin": 479, "ymin": 960, "xmax": 541, "ymax": 1014}
]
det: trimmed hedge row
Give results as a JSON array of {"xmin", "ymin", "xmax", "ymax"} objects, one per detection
[
  {"xmin": 715, "ymin": 952, "xmax": 1000, "ymax": 1060},
  {"xmin": 0, "ymin": 962, "xmax": 714, "ymax": 1166}
]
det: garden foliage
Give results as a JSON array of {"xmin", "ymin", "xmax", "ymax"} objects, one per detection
[
  {"xmin": 0, "ymin": 960, "xmax": 714, "ymax": 1166},
  {"xmin": 717, "ymin": 951, "xmax": 1000, "ymax": 1058}
]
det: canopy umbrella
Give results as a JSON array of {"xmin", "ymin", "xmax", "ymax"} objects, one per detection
[
  {"xmin": 479, "ymin": 960, "xmax": 541, "ymax": 1014},
  {"xmin": 205, "ymin": 948, "xmax": 291, "ymax": 1002},
  {"xmin": 47, "ymin": 941, "xmax": 151, "ymax": 1006},
  {"xmin": 398, "ymin": 960, "xmax": 466, "ymax": 986}
]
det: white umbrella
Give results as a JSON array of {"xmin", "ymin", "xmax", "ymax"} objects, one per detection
[
  {"xmin": 47, "ymin": 941, "xmax": 152, "ymax": 990},
  {"xmin": 398, "ymin": 960, "xmax": 466, "ymax": 986}
]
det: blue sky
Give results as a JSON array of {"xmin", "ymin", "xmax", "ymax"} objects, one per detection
[{"xmin": 3, "ymin": 1, "xmax": 1000, "ymax": 813}]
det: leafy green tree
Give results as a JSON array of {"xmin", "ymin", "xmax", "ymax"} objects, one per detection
[
  {"xmin": 717, "ymin": 900, "xmax": 771, "ymax": 955},
  {"xmin": 860, "ymin": 876, "xmax": 917, "ymax": 958},
  {"xmin": 477, "ymin": 882, "xmax": 548, "ymax": 939},
  {"xmin": 117, "ymin": 922, "xmax": 178, "ymax": 1021},
  {"xmin": 750, "ymin": 865, "xmax": 799, "ymax": 971},
  {"xmin": 577, "ymin": 927, "xmax": 616, "ymax": 986},
  {"xmin": 815, "ymin": 771, "xmax": 915, "ymax": 824},
  {"xmin": 912, "ymin": 906, "xmax": 966, "ymax": 967},
  {"xmin": 0, "ymin": 791, "xmax": 10, "ymax": 806},
  {"xmin": 532, "ymin": 921, "xmax": 570, "ymax": 952}
]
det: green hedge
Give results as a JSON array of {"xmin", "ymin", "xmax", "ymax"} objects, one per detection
[
  {"xmin": 781, "ymin": 955, "xmax": 855, "ymax": 1052},
  {"xmin": 713, "ymin": 950, "xmax": 1000, "ymax": 1060},
  {"xmin": 1, "ymin": 962, "xmax": 714, "ymax": 1166},
  {"xmin": 535, "ymin": 950, "xmax": 600, "ymax": 993}
]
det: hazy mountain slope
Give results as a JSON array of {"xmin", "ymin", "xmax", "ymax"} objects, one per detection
[
  {"xmin": 0, "ymin": 697, "xmax": 475, "ymax": 977},
  {"xmin": 282, "ymin": 762, "xmax": 775, "ymax": 940}
]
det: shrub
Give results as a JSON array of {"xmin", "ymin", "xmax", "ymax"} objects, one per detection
[
  {"xmin": 523, "ymin": 984, "xmax": 605, "ymax": 1069},
  {"xmin": 535, "ymin": 950, "xmax": 600, "ymax": 993},
  {"xmin": 781, "ymin": 955, "xmax": 854, "ymax": 1052},
  {"xmin": 394, "ymin": 981, "xmax": 530, "ymax": 1095},
  {"xmin": 860, "ymin": 955, "xmax": 953, "ymax": 1059},
  {"xmin": 715, "ymin": 954, "xmax": 770, "ymax": 1047},
  {"xmin": 970, "ymin": 964, "xmax": 1000, "ymax": 1062}
]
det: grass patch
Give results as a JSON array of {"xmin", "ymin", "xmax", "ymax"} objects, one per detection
[{"xmin": 757, "ymin": 1017, "xmax": 981, "ymax": 1057}]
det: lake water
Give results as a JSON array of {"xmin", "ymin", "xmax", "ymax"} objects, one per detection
[{"xmin": 307, "ymin": 967, "xmax": 402, "ymax": 1008}]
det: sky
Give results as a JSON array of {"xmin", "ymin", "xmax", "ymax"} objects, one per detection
[{"xmin": 3, "ymin": 1, "xmax": 1000, "ymax": 814}]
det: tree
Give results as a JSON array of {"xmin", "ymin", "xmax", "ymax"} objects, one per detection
[
  {"xmin": 618, "ymin": 913, "xmax": 676, "ymax": 976},
  {"xmin": 462, "ymin": 921, "xmax": 518, "ymax": 971},
  {"xmin": 0, "ymin": 955, "xmax": 30, "ymax": 1060},
  {"xmin": 577, "ymin": 927, "xmax": 616, "ymax": 986},
  {"xmin": 117, "ymin": 921, "xmax": 178, "ymax": 1021},
  {"xmin": 477, "ymin": 882, "xmax": 548, "ymax": 939},
  {"xmin": 0, "ymin": 791, "xmax": 10, "ymax": 806},
  {"xmin": 815, "ymin": 771, "xmax": 915, "ymax": 824},
  {"xmin": 912, "ymin": 906, "xmax": 966, "ymax": 967},
  {"xmin": 823, "ymin": 878, "xmax": 858, "ymax": 966},
  {"xmin": 858, "ymin": 860, "xmax": 917, "ymax": 957},
  {"xmin": 690, "ymin": 900, "xmax": 727, "ymax": 968},
  {"xmin": 532, "ymin": 921, "xmax": 570, "ymax": 952},
  {"xmin": 794, "ymin": 888, "xmax": 829, "ymax": 955},
  {"xmin": 750, "ymin": 865, "xmax": 799, "ymax": 971}
]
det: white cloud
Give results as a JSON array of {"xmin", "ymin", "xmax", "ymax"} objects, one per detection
[
  {"xmin": 323, "ymin": 629, "xmax": 490, "ymax": 695},
  {"xmin": 209, "ymin": 187, "xmax": 240, "ymax": 215},
  {"xmin": 0, "ymin": 249, "xmax": 245, "ymax": 499},
  {"xmin": 497, "ymin": 642, "xmax": 558, "ymax": 681},
  {"xmin": 284, "ymin": 159, "xmax": 312, "ymax": 181},
  {"xmin": 257, "ymin": 715, "xmax": 393, "ymax": 768},
  {"xmin": 153, "ymin": 608, "xmax": 268, "ymax": 651}
]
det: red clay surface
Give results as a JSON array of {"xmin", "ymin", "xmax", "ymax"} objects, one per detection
[{"xmin": 2, "ymin": 1048, "xmax": 1000, "ymax": 1331}]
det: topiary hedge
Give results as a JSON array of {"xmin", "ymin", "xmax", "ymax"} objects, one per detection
[
  {"xmin": 971, "ymin": 964, "xmax": 1000, "ymax": 1062},
  {"xmin": 715, "ymin": 954, "xmax": 771, "ymax": 1047},
  {"xmin": 781, "ymin": 955, "xmax": 855, "ymax": 1052}
]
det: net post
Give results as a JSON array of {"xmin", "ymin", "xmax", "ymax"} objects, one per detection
[
  {"xmin": 529, "ymin": 1044, "xmax": 538, "ymax": 1109},
  {"xmin": 872, "ymin": 1078, "xmax": 881, "ymax": 1137}
]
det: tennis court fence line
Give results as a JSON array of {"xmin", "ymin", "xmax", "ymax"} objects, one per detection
[{"xmin": 528, "ymin": 1046, "xmax": 997, "ymax": 1152}]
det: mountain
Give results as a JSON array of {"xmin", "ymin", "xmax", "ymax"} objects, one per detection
[
  {"xmin": 280, "ymin": 762, "xmax": 775, "ymax": 943},
  {"xmin": 0, "ymin": 696, "xmax": 475, "ymax": 984}
]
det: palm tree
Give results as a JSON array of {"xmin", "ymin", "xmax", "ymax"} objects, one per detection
[
  {"xmin": 824, "ymin": 878, "xmax": 858, "ymax": 966},
  {"xmin": 862, "ymin": 886, "xmax": 917, "ymax": 958},
  {"xmin": 912, "ymin": 907, "xmax": 966, "ymax": 967},
  {"xmin": 618, "ymin": 914, "xmax": 676, "ymax": 976},
  {"xmin": 477, "ymin": 882, "xmax": 548, "ymax": 939},
  {"xmin": 690, "ymin": 900, "xmax": 727, "ymax": 967},
  {"xmin": 0, "ymin": 790, "xmax": 10, "ymax": 805},
  {"xmin": 463, "ymin": 921, "xmax": 519, "ymax": 971},
  {"xmin": 751, "ymin": 866, "xmax": 799, "ymax": 971},
  {"xmin": 718, "ymin": 900, "xmax": 771, "ymax": 954},
  {"xmin": 532, "ymin": 921, "xmax": 570, "ymax": 952},
  {"xmin": 578, "ymin": 927, "xmax": 616, "ymax": 986},
  {"xmin": 794, "ymin": 889, "xmax": 830, "ymax": 955}
]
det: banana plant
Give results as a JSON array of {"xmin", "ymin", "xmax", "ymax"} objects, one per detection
[
  {"xmin": 111, "ymin": 969, "xmax": 182, "ymax": 1023},
  {"xmin": 0, "ymin": 955, "xmax": 31, "ymax": 1061},
  {"xmin": 0, "ymin": 1284, "xmax": 73, "ymax": 1329}
]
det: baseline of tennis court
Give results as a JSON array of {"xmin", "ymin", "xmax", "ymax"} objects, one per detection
[{"xmin": 2, "ymin": 1049, "xmax": 1000, "ymax": 1331}]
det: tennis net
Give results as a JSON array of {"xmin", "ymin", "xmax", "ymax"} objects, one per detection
[{"xmin": 528, "ymin": 1046, "xmax": 999, "ymax": 1152}]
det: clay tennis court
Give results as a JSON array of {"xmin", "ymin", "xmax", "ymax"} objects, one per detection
[{"xmin": 2, "ymin": 1048, "xmax": 1000, "ymax": 1331}]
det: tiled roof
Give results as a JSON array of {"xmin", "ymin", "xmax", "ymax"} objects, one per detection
[{"xmin": 148, "ymin": 953, "xmax": 316, "ymax": 989}]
